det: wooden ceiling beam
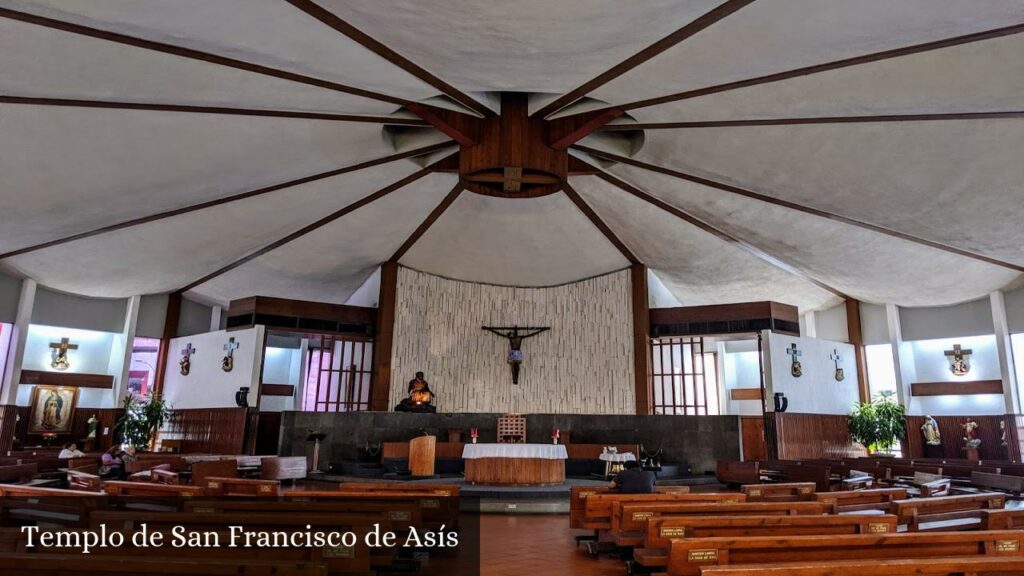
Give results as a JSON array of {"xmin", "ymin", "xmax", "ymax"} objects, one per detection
[
  {"xmin": 533, "ymin": 0, "xmax": 756, "ymax": 118},
  {"xmin": 599, "ymin": 111, "xmax": 1024, "ymax": 130},
  {"xmin": 575, "ymin": 144, "xmax": 1024, "ymax": 273},
  {"xmin": 619, "ymin": 22, "xmax": 1024, "ymax": 112},
  {"xmin": 389, "ymin": 183, "xmax": 464, "ymax": 263},
  {"xmin": 406, "ymin": 103, "xmax": 482, "ymax": 146},
  {"xmin": 0, "ymin": 95, "xmax": 429, "ymax": 124},
  {"xmin": 179, "ymin": 152, "xmax": 457, "ymax": 293},
  {"xmin": 0, "ymin": 141, "xmax": 454, "ymax": 261},
  {"xmin": 547, "ymin": 107, "xmax": 624, "ymax": 149},
  {"xmin": 0, "ymin": 7, "xmax": 410, "ymax": 106},
  {"xmin": 561, "ymin": 182, "xmax": 639, "ymax": 265},
  {"xmin": 589, "ymin": 169, "xmax": 848, "ymax": 299},
  {"xmin": 285, "ymin": 0, "xmax": 494, "ymax": 117}
]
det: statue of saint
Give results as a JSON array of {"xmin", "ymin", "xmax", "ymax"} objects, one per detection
[
  {"xmin": 963, "ymin": 419, "xmax": 982, "ymax": 448},
  {"xmin": 395, "ymin": 372, "xmax": 435, "ymax": 413},
  {"xmin": 921, "ymin": 416, "xmax": 941, "ymax": 446},
  {"xmin": 87, "ymin": 414, "xmax": 99, "ymax": 439}
]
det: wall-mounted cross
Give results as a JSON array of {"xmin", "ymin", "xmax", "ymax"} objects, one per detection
[
  {"xmin": 830, "ymin": 348, "xmax": 845, "ymax": 382},
  {"xmin": 223, "ymin": 337, "xmax": 240, "ymax": 356},
  {"xmin": 49, "ymin": 337, "xmax": 78, "ymax": 370},
  {"xmin": 181, "ymin": 343, "xmax": 196, "ymax": 360},
  {"xmin": 179, "ymin": 342, "xmax": 196, "ymax": 376},
  {"xmin": 786, "ymin": 343, "xmax": 803, "ymax": 378},
  {"xmin": 222, "ymin": 337, "xmax": 240, "ymax": 373},
  {"xmin": 944, "ymin": 343, "xmax": 973, "ymax": 360}
]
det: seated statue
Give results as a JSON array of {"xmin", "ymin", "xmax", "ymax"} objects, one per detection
[{"xmin": 395, "ymin": 371, "xmax": 436, "ymax": 413}]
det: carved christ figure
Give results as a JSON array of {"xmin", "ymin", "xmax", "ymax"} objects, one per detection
[{"xmin": 482, "ymin": 326, "xmax": 550, "ymax": 385}]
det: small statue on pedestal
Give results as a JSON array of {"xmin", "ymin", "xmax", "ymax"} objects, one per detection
[
  {"xmin": 963, "ymin": 419, "xmax": 981, "ymax": 448},
  {"xmin": 87, "ymin": 414, "xmax": 99, "ymax": 440},
  {"xmin": 921, "ymin": 416, "xmax": 941, "ymax": 446}
]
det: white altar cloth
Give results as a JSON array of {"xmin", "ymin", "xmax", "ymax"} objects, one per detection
[
  {"xmin": 599, "ymin": 452, "xmax": 636, "ymax": 463},
  {"xmin": 462, "ymin": 443, "xmax": 568, "ymax": 460}
]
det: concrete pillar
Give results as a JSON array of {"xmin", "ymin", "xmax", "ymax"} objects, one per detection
[
  {"xmin": 802, "ymin": 310, "xmax": 817, "ymax": 339},
  {"xmin": 210, "ymin": 305, "xmax": 222, "ymax": 333},
  {"xmin": 990, "ymin": 291, "xmax": 1020, "ymax": 414},
  {"xmin": 1, "ymin": 279, "xmax": 36, "ymax": 405},
  {"xmin": 111, "ymin": 295, "xmax": 142, "ymax": 405},
  {"xmin": 885, "ymin": 303, "xmax": 915, "ymax": 409},
  {"xmin": 294, "ymin": 338, "xmax": 310, "ymax": 411}
]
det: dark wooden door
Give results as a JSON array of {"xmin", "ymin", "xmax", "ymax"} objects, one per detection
[
  {"xmin": 741, "ymin": 416, "xmax": 766, "ymax": 461},
  {"xmin": 254, "ymin": 412, "xmax": 283, "ymax": 455}
]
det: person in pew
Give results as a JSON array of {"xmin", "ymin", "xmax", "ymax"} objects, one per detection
[
  {"xmin": 58, "ymin": 442, "xmax": 85, "ymax": 459},
  {"xmin": 609, "ymin": 460, "xmax": 656, "ymax": 494},
  {"xmin": 99, "ymin": 446, "xmax": 127, "ymax": 480}
]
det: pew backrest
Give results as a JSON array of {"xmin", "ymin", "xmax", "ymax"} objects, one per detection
[{"xmin": 741, "ymin": 482, "xmax": 815, "ymax": 502}]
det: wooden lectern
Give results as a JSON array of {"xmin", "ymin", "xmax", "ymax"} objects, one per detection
[{"xmin": 409, "ymin": 435, "xmax": 436, "ymax": 477}]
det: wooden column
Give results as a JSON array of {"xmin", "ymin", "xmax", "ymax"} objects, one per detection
[
  {"xmin": 371, "ymin": 262, "xmax": 398, "ymax": 412},
  {"xmin": 631, "ymin": 264, "xmax": 652, "ymax": 415},
  {"xmin": 152, "ymin": 291, "xmax": 182, "ymax": 398},
  {"xmin": 845, "ymin": 299, "xmax": 870, "ymax": 403}
]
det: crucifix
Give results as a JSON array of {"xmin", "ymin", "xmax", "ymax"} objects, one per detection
[
  {"xmin": 482, "ymin": 326, "xmax": 550, "ymax": 385},
  {"xmin": 945, "ymin": 344, "xmax": 972, "ymax": 376},
  {"xmin": 830, "ymin": 349, "xmax": 845, "ymax": 382},
  {"xmin": 786, "ymin": 343, "xmax": 803, "ymax": 378},
  {"xmin": 222, "ymin": 337, "xmax": 240, "ymax": 372},
  {"xmin": 180, "ymin": 343, "xmax": 196, "ymax": 376},
  {"xmin": 49, "ymin": 337, "xmax": 78, "ymax": 371}
]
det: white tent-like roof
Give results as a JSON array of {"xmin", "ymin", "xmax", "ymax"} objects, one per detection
[{"xmin": 1, "ymin": 0, "xmax": 1022, "ymax": 311}]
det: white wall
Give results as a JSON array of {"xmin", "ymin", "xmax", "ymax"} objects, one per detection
[
  {"xmin": 390, "ymin": 267, "xmax": 635, "ymax": 414},
  {"xmin": 906, "ymin": 334, "xmax": 1004, "ymax": 416},
  {"xmin": 18, "ymin": 324, "xmax": 120, "ymax": 409},
  {"xmin": 721, "ymin": 339, "xmax": 763, "ymax": 415},
  {"xmin": 32, "ymin": 288, "xmax": 126, "ymax": 333},
  {"xmin": 815, "ymin": 303, "xmax": 849, "ymax": 343},
  {"xmin": 764, "ymin": 331, "xmax": 860, "ymax": 415},
  {"xmin": 1007, "ymin": 285, "xmax": 1024, "ymax": 334},
  {"xmin": 259, "ymin": 345, "xmax": 301, "ymax": 412},
  {"xmin": 860, "ymin": 302, "xmax": 890, "ymax": 345},
  {"xmin": 162, "ymin": 326, "xmax": 264, "ymax": 409},
  {"xmin": 900, "ymin": 298, "xmax": 995, "ymax": 341}
]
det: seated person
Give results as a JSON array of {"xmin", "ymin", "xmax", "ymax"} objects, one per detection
[
  {"xmin": 395, "ymin": 371, "xmax": 436, "ymax": 412},
  {"xmin": 99, "ymin": 446, "xmax": 127, "ymax": 480},
  {"xmin": 58, "ymin": 442, "xmax": 85, "ymax": 459},
  {"xmin": 608, "ymin": 460, "xmax": 655, "ymax": 494}
]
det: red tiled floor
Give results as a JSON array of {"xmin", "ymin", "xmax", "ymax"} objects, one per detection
[{"xmin": 479, "ymin": 514, "xmax": 623, "ymax": 576}]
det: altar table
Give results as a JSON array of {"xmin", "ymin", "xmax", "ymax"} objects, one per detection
[{"xmin": 462, "ymin": 443, "xmax": 567, "ymax": 486}]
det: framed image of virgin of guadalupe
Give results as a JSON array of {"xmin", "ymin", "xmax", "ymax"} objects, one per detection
[{"xmin": 29, "ymin": 385, "xmax": 78, "ymax": 434}]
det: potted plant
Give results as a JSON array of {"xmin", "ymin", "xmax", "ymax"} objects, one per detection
[
  {"xmin": 847, "ymin": 391, "xmax": 906, "ymax": 455},
  {"xmin": 115, "ymin": 393, "xmax": 172, "ymax": 451}
]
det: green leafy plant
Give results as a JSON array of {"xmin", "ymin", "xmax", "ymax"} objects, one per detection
[
  {"xmin": 115, "ymin": 394, "xmax": 172, "ymax": 450},
  {"xmin": 847, "ymin": 391, "xmax": 906, "ymax": 454}
]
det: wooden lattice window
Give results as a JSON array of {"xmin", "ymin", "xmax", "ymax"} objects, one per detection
[
  {"xmin": 650, "ymin": 337, "xmax": 720, "ymax": 415},
  {"xmin": 302, "ymin": 335, "xmax": 373, "ymax": 412}
]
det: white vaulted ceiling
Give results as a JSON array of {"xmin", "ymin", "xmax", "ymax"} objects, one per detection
[{"xmin": 1, "ymin": 0, "xmax": 1022, "ymax": 311}]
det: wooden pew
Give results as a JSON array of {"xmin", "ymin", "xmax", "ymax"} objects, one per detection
[
  {"xmin": 583, "ymin": 492, "xmax": 742, "ymax": 532},
  {"xmin": 981, "ymin": 508, "xmax": 1024, "ymax": 530},
  {"xmin": 66, "ymin": 469, "xmax": 103, "ymax": 491},
  {"xmin": 570, "ymin": 485, "xmax": 688, "ymax": 530},
  {"xmin": 0, "ymin": 553, "xmax": 327, "ymax": 575},
  {"xmin": 972, "ymin": 470, "xmax": 1024, "ymax": 496},
  {"xmin": 338, "ymin": 481, "xmax": 461, "ymax": 497},
  {"xmin": 634, "ymin": 513, "xmax": 897, "ymax": 570},
  {"xmin": 666, "ymin": 530, "xmax": 1024, "ymax": 575},
  {"xmin": 716, "ymin": 461, "xmax": 760, "ymax": 485},
  {"xmin": 190, "ymin": 459, "xmax": 237, "ymax": 487},
  {"xmin": 779, "ymin": 463, "xmax": 832, "ymax": 492},
  {"xmin": 261, "ymin": 456, "xmax": 307, "ymax": 482},
  {"xmin": 890, "ymin": 493, "xmax": 1006, "ymax": 532},
  {"xmin": 205, "ymin": 477, "xmax": 281, "ymax": 497},
  {"xmin": 103, "ymin": 481, "xmax": 204, "ymax": 498},
  {"xmin": 0, "ymin": 463, "xmax": 38, "ymax": 484},
  {"xmin": 0, "ymin": 484, "xmax": 106, "ymax": 527},
  {"xmin": 813, "ymin": 487, "xmax": 907, "ymax": 514},
  {"xmin": 620, "ymin": 500, "xmax": 827, "ymax": 536},
  {"xmin": 741, "ymin": 482, "xmax": 816, "ymax": 502},
  {"xmin": 697, "ymin": 556, "xmax": 1024, "ymax": 575}
]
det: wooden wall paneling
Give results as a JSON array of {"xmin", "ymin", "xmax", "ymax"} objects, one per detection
[
  {"xmin": 904, "ymin": 415, "xmax": 1010, "ymax": 461},
  {"xmin": 372, "ymin": 261, "xmax": 398, "ymax": 412},
  {"xmin": 730, "ymin": 388, "xmax": 763, "ymax": 401},
  {"xmin": 160, "ymin": 407, "xmax": 248, "ymax": 454},
  {"xmin": 771, "ymin": 413, "xmax": 866, "ymax": 460},
  {"xmin": 153, "ymin": 291, "xmax": 182, "ymax": 397},
  {"xmin": 0, "ymin": 405, "xmax": 18, "ymax": 453},
  {"xmin": 12, "ymin": 407, "xmax": 122, "ymax": 451},
  {"xmin": 259, "ymin": 384, "xmax": 295, "ymax": 397},
  {"xmin": 631, "ymin": 264, "xmax": 652, "ymax": 415}
]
